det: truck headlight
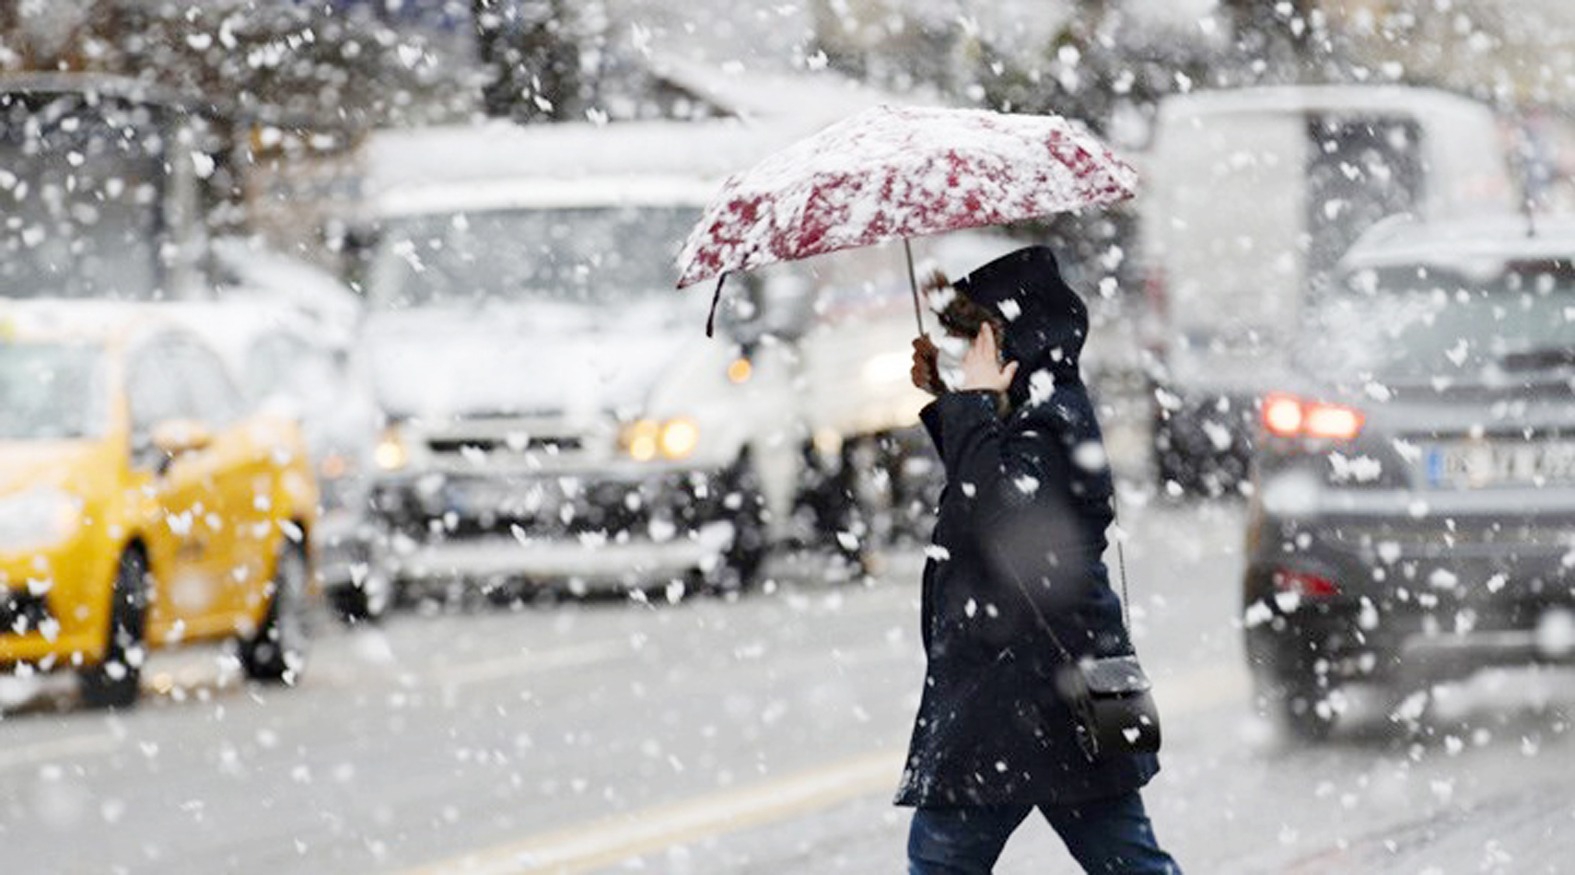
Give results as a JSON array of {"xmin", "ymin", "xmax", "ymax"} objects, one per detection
[
  {"xmin": 622, "ymin": 418, "xmax": 700, "ymax": 462},
  {"xmin": 374, "ymin": 426, "xmax": 409, "ymax": 471},
  {"xmin": 0, "ymin": 488, "xmax": 81, "ymax": 551},
  {"xmin": 659, "ymin": 418, "xmax": 700, "ymax": 460}
]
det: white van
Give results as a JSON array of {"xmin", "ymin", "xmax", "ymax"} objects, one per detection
[
  {"xmin": 1138, "ymin": 85, "xmax": 1518, "ymax": 493},
  {"xmin": 348, "ymin": 118, "xmax": 973, "ymax": 597}
]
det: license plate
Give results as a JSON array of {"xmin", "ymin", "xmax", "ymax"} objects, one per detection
[
  {"xmin": 1426, "ymin": 441, "xmax": 1575, "ymax": 488},
  {"xmin": 446, "ymin": 480, "xmax": 556, "ymax": 516}
]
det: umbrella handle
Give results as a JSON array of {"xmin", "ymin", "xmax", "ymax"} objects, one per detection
[
  {"xmin": 705, "ymin": 273, "xmax": 726, "ymax": 338},
  {"xmin": 904, "ymin": 237, "xmax": 924, "ymax": 334}
]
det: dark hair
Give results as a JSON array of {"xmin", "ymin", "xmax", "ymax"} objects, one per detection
[{"xmin": 927, "ymin": 269, "xmax": 1005, "ymax": 340}]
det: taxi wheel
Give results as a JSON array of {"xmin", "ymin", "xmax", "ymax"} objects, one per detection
[
  {"xmin": 79, "ymin": 549, "xmax": 148, "ymax": 710},
  {"xmin": 241, "ymin": 542, "xmax": 311, "ymax": 684}
]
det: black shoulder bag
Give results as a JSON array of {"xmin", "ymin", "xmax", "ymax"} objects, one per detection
[{"xmin": 1012, "ymin": 528, "xmax": 1162, "ymax": 762}]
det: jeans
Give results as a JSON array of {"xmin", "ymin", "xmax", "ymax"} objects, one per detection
[{"xmin": 907, "ymin": 791, "xmax": 1181, "ymax": 874}]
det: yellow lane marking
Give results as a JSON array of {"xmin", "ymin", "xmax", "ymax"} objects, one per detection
[{"xmin": 406, "ymin": 751, "xmax": 897, "ymax": 875}]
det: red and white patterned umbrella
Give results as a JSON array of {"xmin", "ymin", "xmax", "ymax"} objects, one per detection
[{"xmin": 675, "ymin": 105, "xmax": 1138, "ymax": 331}]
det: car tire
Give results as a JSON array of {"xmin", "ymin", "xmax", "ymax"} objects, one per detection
[
  {"xmin": 241, "ymin": 542, "xmax": 311, "ymax": 684},
  {"xmin": 79, "ymin": 549, "xmax": 149, "ymax": 710},
  {"xmin": 329, "ymin": 568, "xmax": 392, "ymax": 625},
  {"xmin": 711, "ymin": 456, "xmax": 768, "ymax": 594}
]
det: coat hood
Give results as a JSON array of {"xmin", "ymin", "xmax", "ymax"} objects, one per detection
[{"xmin": 953, "ymin": 245, "xmax": 1088, "ymax": 407}]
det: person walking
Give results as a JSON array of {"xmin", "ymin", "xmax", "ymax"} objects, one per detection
[{"xmin": 899, "ymin": 245, "xmax": 1180, "ymax": 874}]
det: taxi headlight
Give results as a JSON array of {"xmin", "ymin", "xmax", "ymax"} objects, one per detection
[
  {"xmin": 374, "ymin": 427, "xmax": 409, "ymax": 471},
  {"xmin": 622, "ymin": 418, "xmax": 700, "ymax": 461},
  {"xmin": 0, "ymin": 488, "xmax": 81, "ymax": 551}
]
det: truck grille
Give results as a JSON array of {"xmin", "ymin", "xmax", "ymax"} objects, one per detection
[
  {"xmin": 373, "ymin": 471, "xmax": 731, "ymax": 544},
  {"xmin": 427, "ymin": 435, "xmax": 584, "ymax": 455}
]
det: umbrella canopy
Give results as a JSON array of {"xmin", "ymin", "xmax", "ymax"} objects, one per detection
[{"xmin": 674, "ymin": 104, "xmax": 1139, "ymax": 292}]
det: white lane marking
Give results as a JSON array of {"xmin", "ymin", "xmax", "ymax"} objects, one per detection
[
  {"xmin": 0, "ymin": 733, "xmax": 119, "ymax": 772},
  {"xmin": 403, "ymin": 659, "xmax": 1251, "ymax": 874},
  {"xmin": 427, "ymin": 640, "xmax": 625, "ymax": 688}
]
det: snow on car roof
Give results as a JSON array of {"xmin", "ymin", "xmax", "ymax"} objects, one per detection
[
  {"xmin": 1157, "ymin": 84, "xmax": 1495, "ymax": 124},
  {"xmin": 1339, "ymin": 215, "xmax": 1575, "ymax": 277},
  {"xmin": 647, "ymin": 53, "xmax": 930, "ymax": 127},
  {"xmin": 361, "ymin": 117, "xmax": 804, "ymax": 201},
  {"xmin": 210, "ymin": 237, "xmax": 362, "ymax": 347},
  {"xmin": 374, "ymin": 174, "xmax": 717, "ymax": 220},
  {"xmin": 0, "ymin": 299, "xmax": 161, "ymax": 345},
  {"xmin": 157, "ymin": 300, "xmax": 321, "ymax": 373}
]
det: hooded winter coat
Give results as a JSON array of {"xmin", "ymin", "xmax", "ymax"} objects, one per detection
[{"xmin": 895, "ymin": 245, "xmax": 1160, "ymax": 808}]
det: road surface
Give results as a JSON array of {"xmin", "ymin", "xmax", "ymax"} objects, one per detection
[{"xmin": 2, "ymin": 499, "xmax": 1570, "ymax": 874}]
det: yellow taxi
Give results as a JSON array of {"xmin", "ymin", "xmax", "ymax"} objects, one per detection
[{"xmin": 0, "ymin": 302, "xmax": 318, "ymax": 708}]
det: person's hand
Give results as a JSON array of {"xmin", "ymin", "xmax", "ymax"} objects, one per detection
[
  {"xmin": 958, "ymin": 323, "xmax": 1018, "ymax": 393},
  {"xmin": 910, "ymin": 335, "xmax": 942, "ymax": 396}
]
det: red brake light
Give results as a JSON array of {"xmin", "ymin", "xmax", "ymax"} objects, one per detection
[
  {"xmin": 1262, "ymin": 393, "xmax": 1304, "ymax": 438},
  {"xmin": 1260, "ymin": 393, "xmax": 1363, "ymax": 441},
  {"xmin": 1304, "ymin": 404, "xmax": 1364, "ymax": 440},
  {"xmin": 1272, "ymin": 569, "xmax": 1340, "ymax": 598}
]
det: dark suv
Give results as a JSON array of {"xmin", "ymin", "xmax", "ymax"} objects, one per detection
[{"xmin": 1243, "ymin": 216, "xmax": 1575, "ymax": 739}]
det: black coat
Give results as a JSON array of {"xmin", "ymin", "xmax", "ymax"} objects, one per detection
[{"xmin": 895, "ymin": 246, "xmax": 1159, "ymax": 808}]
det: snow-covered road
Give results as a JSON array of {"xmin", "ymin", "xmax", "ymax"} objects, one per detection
[{"xmin": 1, "ymin": 500, "xmax": 1569, "ymax": 874}]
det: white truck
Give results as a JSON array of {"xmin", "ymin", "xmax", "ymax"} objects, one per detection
[
  {"xmin": 349, "ymin": 118, "xmax": 969, "ymax": 598},
  {"xmin": 1138, "ymin": 85, "xmax": 1519, "ymax": 494}
]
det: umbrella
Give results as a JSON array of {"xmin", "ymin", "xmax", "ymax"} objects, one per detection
[{"xmin": 674, "ymin": 104, "xmax": 1138, "ymax": 335}]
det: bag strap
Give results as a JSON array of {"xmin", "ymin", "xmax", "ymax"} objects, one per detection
[
  {"xmin": 1116, "ymin": 529, "xmax": 1133, "ymax": 634},
  {"xmin": 999, "ymin": 491, "xmax": 1134, "ymax": 666}
]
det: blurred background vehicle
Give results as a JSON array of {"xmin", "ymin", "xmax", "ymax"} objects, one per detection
[
  {"xmin": 781, "ymin": 230, "xmax": 1025, "ymax": 552},
  {"xmin": 0, "ymin": 74, "xmax": 387, "ymax": 624},
  {"xmin": 349, "ymin": 119, "xmax": 816, "ymax": 599},
  {"xmin": 163, "ymin": 293, "xmax": 386, "ymax": 623},
  {"xmin": 0, "ymin": 74, "xmax": 241, "ymax": 304},
  {"xmin": 1242, "ymin": 215, "xmax": 1575, "ymax": 740},
  {"xmin": 208, "ymin": 240, "xmax": 387, "ymax": 620},
  {"xmin": 347, "ymin": 115, "xmax": 1002, "ymax": 601},
  {"xmin": 1139, "ymin": 85, "xmax": 1521, "ymax": 496},
  {"xmin": 0, "ymin": 301, "xmax": 318, "ymax": 708}
]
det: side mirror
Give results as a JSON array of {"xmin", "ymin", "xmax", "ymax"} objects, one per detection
[{"xmin": 150, "ymin": 419, "xmax": 214, "ymax": 467}]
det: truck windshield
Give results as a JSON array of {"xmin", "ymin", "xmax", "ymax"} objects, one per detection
[
  {"xmin": 0, "ymin": 92, "xmax": 164, "ymax": 299},
  {"xmin": 367, "ymin": 205, "xmax": 701, "ymax": 309},
  {"xmin": 1299, "ymin": 261, "xmax": 1575, "ymax": 381},
  {"xmin": 0, "ymin": 341, "xmax": 108, "ymax": 440}
]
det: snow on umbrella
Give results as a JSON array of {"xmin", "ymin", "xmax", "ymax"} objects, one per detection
[{"xmin": 675, "ymin": 104, "xmax": 1138, "ymax": 334}]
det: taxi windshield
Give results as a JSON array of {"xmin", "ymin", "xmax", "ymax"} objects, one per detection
[{"xmin": 0, "ymin": 340, "xmax": 109, "ymax": 440}]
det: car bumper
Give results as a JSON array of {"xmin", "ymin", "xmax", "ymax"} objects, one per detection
[
  {"xmin": 383, "ymin": 522, "xmax": 736, "ymax": 590},
  {"xmin": 0, "ymin": 542, "xmax": 113, "ymax": 667},
  {"xmin": 367, "ymin": 464, "xmax": 747, "ymax": 589},
  {"xmin": 1245, "ymin": 497, "xmax": 1575, "ymax": 682}
]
